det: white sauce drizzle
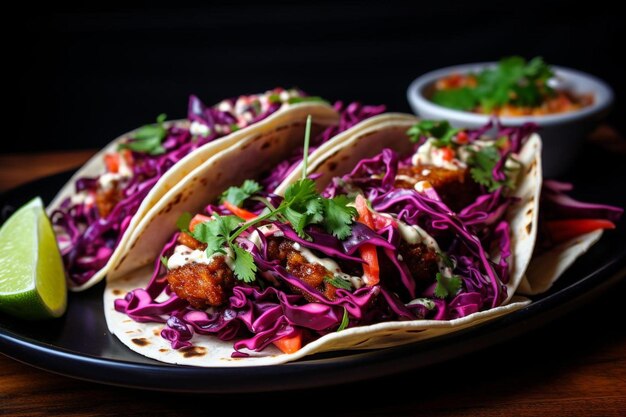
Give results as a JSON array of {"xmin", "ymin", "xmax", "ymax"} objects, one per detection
[
  {"xmin": 190, "ymin": 121, "xmax": 210, "ymax": 137},
  {"xmin": 167, "ymin": 244, "xmax": 235, "ymax": 270}
]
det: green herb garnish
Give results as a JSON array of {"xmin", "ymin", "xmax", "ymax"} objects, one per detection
[
  {"xmin": 433, "ymin": 272, "xmax": 462, "ymax": 299},
  {"xmin": 407, "ymin": 120, "xmax": 460, "ymax": 147},
  {"xmin": 189, "ymin": 115, "xmax": 357, "ymax": 282},
  {"xmin": 431, "ymin": 56, "xmax": 555, "ymax": 112},
  {"xmin": 468, "ymin": 145, "xmax": 518, "ymax": 192},
  {"xmin": 337, "ymin": 307, "xmax": 350, "ymax": 332},
  {"xmin": 176, "ymin": 212, "xmax": 193, "ymax": 234},
  {"xmin": 118, "ymin": 113, "xmax": 168, "ymax": 155},
  {"xmin": 160, "ymin": 256, "xmax": 169, "ymax": 269},
  {"xmin": 220, "ymin": 180, "xmax": 262, "ymax": 207},
  {"xmin": 287, "ymin": 96, "xmax": 330, "ymax": 105},
  {"xmin": 325, "ymin": 276, "xmax": 353, "ymax": 290}
]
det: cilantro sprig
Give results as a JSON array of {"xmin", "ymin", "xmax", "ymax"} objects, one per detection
[
  {"xmin": 433, "ymin": 272, "xmax": 462, "ymax": 299},
  {"xmin": 220, "ymin": 180, "xmax": 262, "ymax": 207},
  {"xmin": 468, "ymin": 143, "xmax": 519, "ymax": 192},
  {"xmin": 324, "ymin": 276, "xmax": 353, "ymax": 290},
  {"xmin": 180, "ymin": 115, "xmax": 357, "ymax": 283},
  {"xmin": 119, "ymin": 113, "xmax": 168, "ymax": 155},
  {"xmin": 407, "ymin": 120, "xmax": 460, "ymax": 147},
  {"xmin": 431, "ymin": 56, "xmax": 555, "ymax": 112}
]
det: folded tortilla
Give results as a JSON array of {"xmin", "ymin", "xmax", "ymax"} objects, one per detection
[{"xmin": 50, "ymin": 102, "xmax": 339, "ymax": 291}]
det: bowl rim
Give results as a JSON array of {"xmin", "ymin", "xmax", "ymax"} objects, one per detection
[{"xmin": 407, "ymin": 61, "xmax": 614, "ymax": 126}]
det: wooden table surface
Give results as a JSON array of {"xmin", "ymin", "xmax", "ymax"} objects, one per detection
[{"xmin": 1, "ymin": 135, "xmax": 625, "ymax": 416}]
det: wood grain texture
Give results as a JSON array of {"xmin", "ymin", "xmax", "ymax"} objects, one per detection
[
  {"xmin": 1, "ymin": 130, "xmax": 625, "ymax": 416},
  {"xmin": 0, "ymin": 150, "xmax": 96, "ymax": 193}
]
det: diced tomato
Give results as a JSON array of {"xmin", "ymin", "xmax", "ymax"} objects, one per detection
[
  {"xmin": 189, "ymin": 214, "xmax": 213, "ymax": 232},
  {"xmin": 355, "ymin": 195, "xmax": 380, "ymax": 286},
  {"xmin": 355, "ymin": 195, "xmax": 374, "ymax": 228},
  {"xmin": 223, "ymin": 200, "xmax": 257, "ymax": 221},
  {"xmin": 373, "ymin": 214, "xmax": 396, "ymax": 230},
  {"xmin": 121, "ymin": 149, "xmax": 134, "ymax": 167},
  {"xmin": 440, "ymin": 147, "xmax": 455, "ymax": 162},
  {"xmin": 360, "ymin": 245, "xmax": 380, "ymax": 286},
  {"xmin": 104, "ymin": 153, "xmax": 120, "ymax": 173},
  {"xmin": 273, "ymin": 330, "xmax": 302, "ymax": 354},
  {"xmin": 545, "ymin": 219, "xmax": 616, "ymax": 244},
  {"xmin": 456, "ymin": 130, "xmax": 468, "ymax": 144}
]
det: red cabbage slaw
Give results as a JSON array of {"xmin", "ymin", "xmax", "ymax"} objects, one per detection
[
  {"xmin": 114, "ymin": 122, "xmax": 539, "ymax": 356},
  {"xmin": 51, "ymin": 89, "xmax": 382, "ymax": 287}
]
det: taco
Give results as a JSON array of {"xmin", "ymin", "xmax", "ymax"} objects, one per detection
[
  {"xmin": 104, "ymin": 115, "xmax": 542, "ymax": 366},
  {"xmin": 49, "ymin": 89, "xmax": 385, "ymax": 291}
]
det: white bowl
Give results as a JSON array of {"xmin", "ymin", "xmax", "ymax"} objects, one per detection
[{"xmin": 407, "ymin": 62, "xmax": 614, "ymax": 177}]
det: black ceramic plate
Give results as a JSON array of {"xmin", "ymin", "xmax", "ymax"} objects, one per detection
[{"xmin": 1, "ymin": 142, "xmax": 625, "ymax": 393}]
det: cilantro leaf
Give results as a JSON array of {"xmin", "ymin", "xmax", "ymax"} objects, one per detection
[
  {"xmin": 283, "ymin": 206, "xmax": 311, "ymax": 238},
  {"xmin": 284, "ymin": 178, "xmax": 318, "ymax": 206},
  {"xmin": 325, "ymin": 276, "xmax": 353, "ymax": 290},
  {"xmin": 119, "ymin": 113, "xmax": 168, "ymax": 155},
  {"xmin": 337, "ymin": 307, "xmax": 350, "ymax": 332},
  {"xmin": 431, "ymin": 87, "xmax": 476, "ymax": 111},
  {"xmin": 176, "ymin": 212, "xmax": 192, "ymax": 233},
  {"xmin": 434, "ymin": 272, "xmax": 462, "ymax": 299},
  {"xmin": 279, "ymin": 180, "xmax": 356, "ymax": 239},
  {"xmin": 468, "ymin": 145, "xmax": 511, "ymax": 192},
  {"xmin": 287, "ymin": 96, "xmax": 329, "ymax": 105},
  {"xmin": 322, "ymin": 196, "xmax": 358, "ymax": 239},
  {"xmin": 160, "ymin": 256, "xmax": 169, "ymax": 269},
  {"xmin": 233, "ymin": 246, "xmax": 257, "ymax": 283},
  {"xmin": 193, "ymin": 215, "xmax": 242, "ymax": 256},
  {"xmin": 407, "ymin": 120, "xmax": 460, "ymax": 147},
  {"xmin": 220, "ymin": 180, "xmax": 262, "ymax": 207},
  {"xmin": 268, "ymin": 93, "xmax": 281, "ymax": 104}
]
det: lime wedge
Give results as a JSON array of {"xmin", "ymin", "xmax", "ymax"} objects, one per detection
[{"xmin": 0, "ymin": 197, "xmax": 67, "ymax": 320}]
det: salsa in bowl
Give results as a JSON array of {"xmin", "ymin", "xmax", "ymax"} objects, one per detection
[{"xmin": 407, "ymin": 57, "xmax": 613, "ymax": 177}]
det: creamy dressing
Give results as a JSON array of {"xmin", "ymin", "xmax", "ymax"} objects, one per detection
[
  {"xmin": 189, "ymin": 121, "xmax": 210, "ymax": 137},
  {"xmin": 411, "ymin": 138, "xmax": 466, "ymax": 170},
  {"xmin": 395, "ymin": 220, "xmax": 441, "ymax": 252},
  {"xmin": 167, "ymin": 244, "xmax": 235, "ymax": 270},
  {"xmin": 414, "ymin": 180, "xmax": 432, "ymax": 193},
  {"xmin": 291, "ymin": 242, "xmax": 365, "ymax": 289},
  {"xmin": 395, "ymin": 174, "xmax": 417, "ymax": 184},
  {"xmin": 70, "ymin": 191, "xmax": 94, "ymax": 206}
]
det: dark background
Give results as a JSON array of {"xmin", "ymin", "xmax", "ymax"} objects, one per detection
[{"xmin": 6, "ymin": 1, "xmax": 624, "ymax": 152}]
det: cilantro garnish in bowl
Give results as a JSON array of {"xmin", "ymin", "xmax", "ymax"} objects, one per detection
[{"xmin": 431, "ymin": 56, "xmax": 555, "ymax": 113}]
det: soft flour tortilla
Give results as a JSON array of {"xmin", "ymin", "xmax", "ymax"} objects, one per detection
[
  {"xmin": 104, "ymin": 267, "xmax": 529, "ymax": 366},
  {"xmin": 517, "ymin": 230, "xmax": 603, "ymax": 295},
  {"xmin": 50, "ymin": 102, "xmax": 339, "ymax": 291},
  {"xmin": 105, "ymin": 114, "xmax": 541, "ymax": 366}
]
